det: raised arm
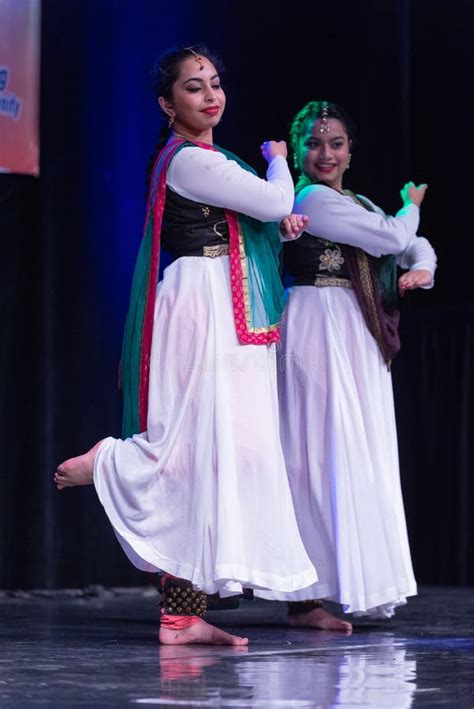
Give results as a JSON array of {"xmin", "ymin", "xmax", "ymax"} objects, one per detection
[
  {"xmin": 295, "ymin": 184, "xmax": 420, "ymax": 257},
  {"xmin": 362, "ymin": 195, "xmax": 437, "ymax": 289},
  {"xmin": 166, "ymin": 145, "xmax": 294, "ymax": 222}
]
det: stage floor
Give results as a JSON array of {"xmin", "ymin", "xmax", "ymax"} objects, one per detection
[{"xmin": 0, "ymin": 586, "xmax": 473, "ymax": 707}]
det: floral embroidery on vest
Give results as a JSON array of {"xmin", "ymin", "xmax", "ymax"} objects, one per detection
[{"xmin": 318, "ymin": 240, "xmax": 345, "ymax": 272}]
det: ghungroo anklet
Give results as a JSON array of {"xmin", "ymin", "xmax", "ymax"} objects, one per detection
[{"xmin": 160, "ymin": 575, "xmax": 207, "ymax": 617}]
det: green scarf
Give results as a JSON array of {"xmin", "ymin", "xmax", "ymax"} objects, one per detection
[{"xmin": 120, "ymin": 138, "xmax": 285, "ymax": 437}]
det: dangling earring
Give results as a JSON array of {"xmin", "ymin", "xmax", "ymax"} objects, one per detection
[
  {"xmin": 168, "ymin": 112, "xmax": 175, "ymax": 129},
  {"xmin": 346, "ymin": 153, "xmax": 352, "ymax": 170}
]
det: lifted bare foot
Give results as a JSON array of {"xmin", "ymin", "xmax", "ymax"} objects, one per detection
[
  {"xmin": 54, "ymin": 440, "xmax": 103, "ymax": 490},
  {"xmin": 159, "ymin": 617, "xmax": 248, "ymax": 646},
  {"xmin": 288, "ymin": 607, "xmax": 352, "ymax": 633}
]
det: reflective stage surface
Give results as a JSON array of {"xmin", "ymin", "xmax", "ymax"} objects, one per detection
[{"xmin": 0, "ymin": 586, "xmax": 473, "ymax": 706}]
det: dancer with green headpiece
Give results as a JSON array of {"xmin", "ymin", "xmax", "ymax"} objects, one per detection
[{"xmin": 259, "ymin": 100, "xmax": 437, "ymax": 630}]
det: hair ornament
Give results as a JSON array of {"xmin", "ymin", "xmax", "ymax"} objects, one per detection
[
  {"xmin": 319, "ymin": 101, "xmax": 330, "ymax": 133},
  {"xmin": 186, "ymin": 46, "xmax": 205, "ymax": 70}
]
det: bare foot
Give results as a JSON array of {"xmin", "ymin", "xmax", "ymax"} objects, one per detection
[
  {"xmin": 54, "ymin": 440, "xmax": 103, "ymax": 490},
  {"xmin": 159, "ymin": 617, "xmax": 248, "ymax": 646},
  {"xmin": 288, "ymin": 607, "xmax": 353, "ymax": 633}
]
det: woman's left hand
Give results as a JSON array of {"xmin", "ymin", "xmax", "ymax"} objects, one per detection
[
  {"xmin": 398, "ymin": 269, "xmax": 433, "ymax": 295},
  {"xmin": 260, "ymin": 140, "xmax": 288, "ymax": 162},
  {"xmin": 280, "ymin": 214, "xmax": 309, "ymax": 240}
]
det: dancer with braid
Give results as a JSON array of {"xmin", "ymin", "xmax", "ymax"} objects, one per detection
[
  {"xmin": 261, "ymin": 100, "xmax": 436, "ymax": 630},
  {"xmin": 54, "ymin": 47, "xmax": 316, "ymax": 645}
]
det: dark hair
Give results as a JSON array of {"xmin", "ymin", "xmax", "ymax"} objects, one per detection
[
  {"xmin": 145, "ymin": 45, "xmax": 224, "ymax": 191},
  {"xmin": 152, "ymin": 45, "xmax": 223, "ymax": 103},
  {"xmin": 290, "ymin": 100, "xmax": 356, "ymax": 174}
]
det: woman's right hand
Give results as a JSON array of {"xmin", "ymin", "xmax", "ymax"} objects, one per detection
[
  {"xmin": 280, "ymin": 213, "xmax": 309, "ymax": 240},
  {"xmin": 260, "ymin": 140, "xmax": 288, "ymax": 163},
  {"xmin": 400, "ymin": 181, "xmax": 428, "ymax": 208},
  {"xmin": 399, "ymin": 269, "xmax": 433, "ymax": 295}
]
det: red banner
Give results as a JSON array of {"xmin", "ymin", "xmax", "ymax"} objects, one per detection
[{"xmin": 0, "ymin": 0, "xmax": 41, "ymax": 176}]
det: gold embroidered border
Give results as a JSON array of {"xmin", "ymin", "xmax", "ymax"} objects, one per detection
[
  {"xmin": 238, "ymin": 223, "xmax": 280, "ymax": 334},
  {"xmin": 355, "ymin": 248, "xmax": 385, "ymax": 357},
  {"xmin": 314, "ymin": 276, "xmax": 352, "ymax": 289},
  {"xmin": 203, "ymin": 244, "xmax": 230, "ymax": 258},
  {"xmin": 344, "ymin": 190, "xmax": 392, "ymax": 367}
]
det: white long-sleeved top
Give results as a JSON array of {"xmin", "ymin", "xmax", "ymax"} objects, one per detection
[
  {"xmin": 167, "ymin": 146, "xmax": 294, "ymax": 222},
  {"xmin": 295, "ymin": 184, "xmax": 437, "ymax": 287},
  {"xmin": 360, "ymin": 194, "xmax": 437, "ymax": 285}
]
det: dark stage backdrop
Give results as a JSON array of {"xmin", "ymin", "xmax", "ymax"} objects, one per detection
[{"xmin": 1, "ymin": 0, "xmax": 473, "ymax": 589}]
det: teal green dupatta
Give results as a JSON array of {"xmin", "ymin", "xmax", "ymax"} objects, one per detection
[{"xmin": 120, "ymin": 138, "xmax": 285, "ymax": 437}]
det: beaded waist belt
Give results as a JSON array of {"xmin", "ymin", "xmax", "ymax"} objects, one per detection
[
  {"xmin": 202, "ymin": 244, "xmax": 230, "ymax": 258},
  {"xmin": 172, "ymin": 243, "xmax": 230, "ymax": 259},
  {"xmin": 291, "ymin": 275, "xmax": 352, "ymax": 289}
]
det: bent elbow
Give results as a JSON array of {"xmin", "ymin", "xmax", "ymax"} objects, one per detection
[
  {"xmin": 395, "ymin": 229, "xmax": 413, "ymax": 253},
  {"xmin": 384, "ymin": 225, "xmax": 412, "ymax": 254},
  {"xmin": 261, "ymin": 195, "xmax": 294, "ymax": 222}
]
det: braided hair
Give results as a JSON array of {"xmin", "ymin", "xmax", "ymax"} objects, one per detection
[{"xmin": 145, "ymin": 45, "xmax": 224, "ymax": 192}]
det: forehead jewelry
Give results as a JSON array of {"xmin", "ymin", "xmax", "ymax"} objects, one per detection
[
  {"xmin": 186, "ymin": 47, "xmax": 205, "ymax": 70},
  {"xmin": 319, "ymin": 102, "xmax": 330, "ymax": 133}
]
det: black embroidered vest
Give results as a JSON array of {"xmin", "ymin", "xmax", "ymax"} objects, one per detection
[
  {"xmin": 283, "ymin": 189, "xmax": 400, "ymax": 365},
  {"xmin": 161, "ymin": 187, "xmax": 229, "ymax": 260},
  {"xmin": 283, "ymin": 232, "xmax": 351, "ymax": 285}
]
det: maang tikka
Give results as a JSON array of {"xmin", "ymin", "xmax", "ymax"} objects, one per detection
[
  {"xmin": 319, "ymin": 102, "xmax": 330, "ymax": 133},
  {"xmin": 186, "ymin": 47, "xmax": 205, "ymax": 70}
]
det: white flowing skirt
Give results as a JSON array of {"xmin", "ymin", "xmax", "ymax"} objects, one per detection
[
  {"xmin": 260, "ymin": 285, "xmax": 416, "ymax": 617},
  {"xmin": 93, "ymin": 256, "xmax": 317, "ymax": 598}
]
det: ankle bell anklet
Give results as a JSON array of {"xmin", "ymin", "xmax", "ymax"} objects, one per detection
[{"xmin": 160, "ymin": 576, "xmax": 207, "ymax": 617}]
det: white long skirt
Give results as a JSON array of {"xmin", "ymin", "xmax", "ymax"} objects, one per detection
[
  {"xmin": 93, "ymin": 256, "xmax": 317, "ymax": 598},
  {"xmin": 260, "ymin": 285, "xmax": 416, "ymax": 617}
]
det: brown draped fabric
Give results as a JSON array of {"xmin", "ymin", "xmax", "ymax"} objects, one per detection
[{"xmin": 342, "ymin": 245, "xmax": 400, "ymax": 367}]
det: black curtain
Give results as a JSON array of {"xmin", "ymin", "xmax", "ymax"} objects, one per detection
[
  {"xmin": 394, "ymin": 307, "xmax": 474, "ymax": 585},
  {"xmin": 1, "ymin": 0, "xmax": 473, "ymax": 589}
]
